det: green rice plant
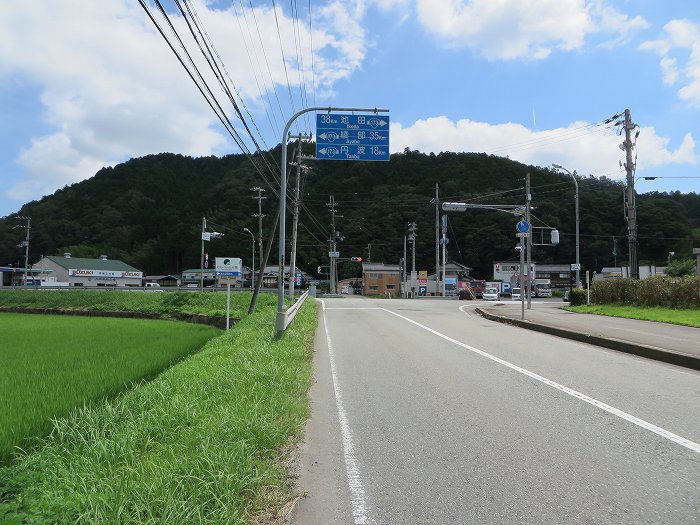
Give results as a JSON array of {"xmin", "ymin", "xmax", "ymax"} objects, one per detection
[
  {"xmin": 0, "ymin": 314, "xmax": 220, "ymax": 464},
  {"xmin": 0, "ymin": 289, "xmax": 279, "ymax": 319},
  {"xmin": 0, "ymin": 299, "xmax": 317, "ymax": 524}
]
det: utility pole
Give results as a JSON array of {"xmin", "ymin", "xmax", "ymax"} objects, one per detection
[
  {"xmin": 288, "ymin": 133, "xmax": 311, "ymax": 299},
  {"xmin": 251, "ymin": 186, "xmax": 266, "ymax": 279},
  {"xmin": 623, "ymin": 109, "xmax": 639, "ymax": 279},
  {"xmin": 403, "ymin": 235, "xmax": 407, "ymax": 298},
  {"xmin": 327, "ymin": 196, "xmax": 339, "ymax": 294},
  {"xmin": 435, "ymin": 184, "xmax": 440, "ymax": 296},
  {"xmin": 15, "ymin": 216, "xmax": 31, "ymax": 286},
  {"xmin": 612, "ymin": 236, "xmax": 618, "ymax": 268},
  {"xmin": 526, "ymin": 172, "xmax": 532, "ymax": 309},
  {"xmin": 408, "ymin": 222, "xmax": 417, "ymax": 274},
  {"xmin": 200, "ymin": 217, "xmax": 206, "ymax": 291},
  {"xmin": 441, "ymin": 214, "xmax": 447, "ymax": 297}
]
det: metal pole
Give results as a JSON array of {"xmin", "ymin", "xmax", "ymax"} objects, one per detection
[
  {"xmin": 526, "ymin": 172, "xmax": 532, "ymax": 309},
  {"xmin": 519, "ymin": 233, "xmax": 525, "ymax": 320},
  {"xmin": 243, "ymin": 228, "xmax": 255, "ymax": 290},
  {"xmin": 552, "ymin": 164, "xmax": 580, "ymax": 288},
  {"xmin": 277, "ymin": 106, "xmax": 389, "ymax": 334}
]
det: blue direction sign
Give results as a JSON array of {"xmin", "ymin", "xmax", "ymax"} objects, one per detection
[
  {"xmin": 316, "ymin": 113, "xmax": 390, "ymax": 161},
  {"xmin": 516, "ymin": 220, "xmax": 530, "ymax": 233}
]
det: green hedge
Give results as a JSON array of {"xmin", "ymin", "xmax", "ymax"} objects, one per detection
[
  {"xmin": 568, "ymin": 288, "xmax": 587, "ymax": 306},
  {"xmin": 591, "ymin": 276, "xmax": 699, "ymax": 308}
]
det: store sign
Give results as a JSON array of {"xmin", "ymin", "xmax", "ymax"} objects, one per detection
[
  {"xmin": 69, "ymin": 269, "xmax": 143, "ymax": 279},
  {"xmin": 215, "ymin": 257, "xmax": 242, "ymax": 276}
]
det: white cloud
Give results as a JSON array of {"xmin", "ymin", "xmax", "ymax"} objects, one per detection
[
  {"xmin": 415, "ymin": 0, "xmax": 647, "ymax": 60},
  {"xmin": 641, "ymin": 19, "xmax": 700, "ymax": 107},
  {"xmin": 390, "ymin": 116, "xmax": 696, "ymax": 179},
  {"xmin": 0, "ymin": 0, "xmax": 366, "ymax": 204}
]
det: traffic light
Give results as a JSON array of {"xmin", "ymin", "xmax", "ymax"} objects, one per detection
[{"xmin": 350, "ymin": 257, "xmax": 363, "ymax": 262}]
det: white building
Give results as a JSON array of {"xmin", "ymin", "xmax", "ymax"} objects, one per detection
[{"xmin": 32, "ymin": 253, "xmax": 143, "ymax": 287}]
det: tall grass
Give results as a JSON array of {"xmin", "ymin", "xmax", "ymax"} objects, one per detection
[
  {"xmin": 0, "ymin": 314, "xmax": 220, "ymax": 463},
  {"xmin": 0, "ymin": 299, "xmax": 317, "ymax": 524}
]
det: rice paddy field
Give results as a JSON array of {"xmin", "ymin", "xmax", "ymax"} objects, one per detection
[
  {"xmin": 0, "ymin": 313, "xmax": 220, "ymax": 463},
  {"xmin": 0, "ymin": 290, "xmax": 317, "ymax": 524}
]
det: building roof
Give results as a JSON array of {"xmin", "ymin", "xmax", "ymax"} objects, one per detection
[
  {"xmin": 362, "ymin": 262, "xmax": 400, "ymax": 272},
  {"xmin": 45, "ymin": 256, "xmax": 140, "ymax": 272}
]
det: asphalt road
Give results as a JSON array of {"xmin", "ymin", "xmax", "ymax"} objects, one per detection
[{"xmin": 289, "ymin": 296, "xmax": 700, "ymax": 525}]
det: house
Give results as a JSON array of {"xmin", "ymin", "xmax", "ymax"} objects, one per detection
[
  {"xmin": 143, "ymin": 275, "xmax": 181, "ymax": 287},
  {"xmin": 362, "ymin": 262, "xmax": 400, "ymax": 296},
  {"xmin": 31, "ymin": 253, "xmax": 143, "ymax": 287}
]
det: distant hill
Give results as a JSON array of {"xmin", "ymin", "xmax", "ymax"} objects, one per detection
[{"xmin": 1, "ymin": 149, "xmax": 698, "ymax": 279}]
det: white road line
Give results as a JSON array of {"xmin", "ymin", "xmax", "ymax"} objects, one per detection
[
  {"xmin": 381, "ymin": 307, "xmax": 700, "ymax": 454},
  {"xmin": 320, "ymin": 300, "xmax": 375, "ymax": 525},
  {"xmin": 325, "ymin": 307, "xmax": 383, "ymax": 310},
  {"xmin": 458, "ymin": 305, "xmax": 475, "ymax": 318}
]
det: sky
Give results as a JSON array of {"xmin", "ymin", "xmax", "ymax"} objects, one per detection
[{"xmin": 0, "ymin": 0, "xmax": 699, "ymax": 218}]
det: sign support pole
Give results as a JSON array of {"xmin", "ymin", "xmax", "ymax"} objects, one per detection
[
  {"xmin": 226, "ymin": 282, "xmax": 231, "ymax": 330},
  {"xmin": 276, "ymin": 106, "xmax": 389, "ymax": 336}
]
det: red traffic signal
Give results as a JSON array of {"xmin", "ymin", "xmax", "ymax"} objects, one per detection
[{"xmin": 350, "ymin": 256, "xmax": 363, "ymax": 262}]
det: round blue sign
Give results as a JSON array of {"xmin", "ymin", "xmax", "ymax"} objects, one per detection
[{"xmin": 516, "ymin": 220, "xmax": 530, "ymax": 233}]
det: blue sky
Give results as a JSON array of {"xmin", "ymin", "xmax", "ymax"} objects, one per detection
[{"xmin": 0, "ymin": 0, "xmax": 699, "ymax": 218}]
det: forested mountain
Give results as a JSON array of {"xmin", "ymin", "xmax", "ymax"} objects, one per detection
[{"xmin": 1, "ymin": 149, "xmax": 698, "ymax": 280}]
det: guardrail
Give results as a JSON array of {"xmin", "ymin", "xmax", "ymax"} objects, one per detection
[{"xmin": 275, "ymin": 290, "xmax": 310, "ymax": 336}]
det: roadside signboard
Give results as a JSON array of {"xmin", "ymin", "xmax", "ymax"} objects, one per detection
[
  {"xmin": 329, "ymin": 251, "xmax": 340, "ymax": 258},
  {"xmin": 215, "ymin": 257, "xmax": 242, "ymax": 276},
  {"xmin": 570, "ymin": 263, "xmax": 581, "ymax": 271},
  {"xmin": 316, "ymin": 113, "xmax": 390, "ymax": 161}
]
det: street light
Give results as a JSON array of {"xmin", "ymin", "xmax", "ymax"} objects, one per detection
[
  {"xmin": 552, "ymin": 164, "xmax": 580, "ymax": 288},
  {"xmin": 243, "ymin": 227, "xmax": 255, "ymax": 290}
]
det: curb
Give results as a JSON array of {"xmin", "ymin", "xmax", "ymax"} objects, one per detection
[{"xmin": 475, "ymin": 307, "xmax": 700, "ymax": 371}]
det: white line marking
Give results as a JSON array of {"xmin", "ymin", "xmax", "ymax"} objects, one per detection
[
  {"xmin": 325, "ymin": 307, "xmax": 383, "ymax": 310},
  {"xmin": 458, "ymin": 305, "xmax": 475, "ymax": 318},
  {"xmin": 321, "ymin": 300, "xmax": 375, "ymax": 524},
  {"xmin": 381, "ymin": 307, "xmax": 700, "ymax": 454}
]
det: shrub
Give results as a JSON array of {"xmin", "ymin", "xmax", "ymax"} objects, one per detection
[
  {"xmin": 590, "ymin": 276, "xmax": 699, "ymax": 308},
  {"xmin": 568, "ymin": 288, "xmax": 587, "ymax": 306}
]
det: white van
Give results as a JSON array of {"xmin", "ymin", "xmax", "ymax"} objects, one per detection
[{"xmin": 511, "ymin": 287, "xmax": 521, "ymax": 300}]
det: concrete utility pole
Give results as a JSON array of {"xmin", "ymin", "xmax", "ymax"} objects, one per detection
[
  {"xmin": 623, "ymin": 109, "xmax": 639, "ymax": 279},
  {"xmin": 435, "ymin": 184, "xmax": 440, "ymax": 295},
  {"xmin": 441, "ymin": 214, "xmax": 447, "ymax": 297},
  {"xmin": 408, "ymin": 222, "xmax": 417, "ymax": 274},
  {"xmin": 251, "ymin": 186, "xmax": 266, "ymax": 277},
  {"xmin": 327, "ymin": 196, "xmax": 339, "ymax": 294},
  {"xmin": 200, "ymin": 216, "xmax": 206, "ymax": 292},
  {"xmin": 403, "ymin": 235, "xmax": 407, "ymax": 298},
  {"xmin": 288, "ymin": 133, "xmax": 311, "ymax": 300},
  {"xmin": 15, "ymin": 216, "xmax": 31, "ymax": 286}
]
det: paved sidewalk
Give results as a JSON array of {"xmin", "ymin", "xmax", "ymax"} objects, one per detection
[{"xmin": 476, "ymin": 301, "xmax": 700, "ymax": 370}]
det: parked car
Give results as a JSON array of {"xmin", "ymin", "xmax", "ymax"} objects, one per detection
[
  {"xmin": 511, "ymin": 287, "xmax": 521, "ymax": 300},
  {"xmin": 482, "ymin": 287, "xmax": 500, "ymax": 301}
]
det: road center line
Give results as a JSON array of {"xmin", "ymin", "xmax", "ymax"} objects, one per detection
[
  {"xmin": 321, "ymin": 300, "xmax": 375, "ymax": 525},
  {"xmin": 381, "ymin": 307, "xmax": 700, "ymax": 454}
]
